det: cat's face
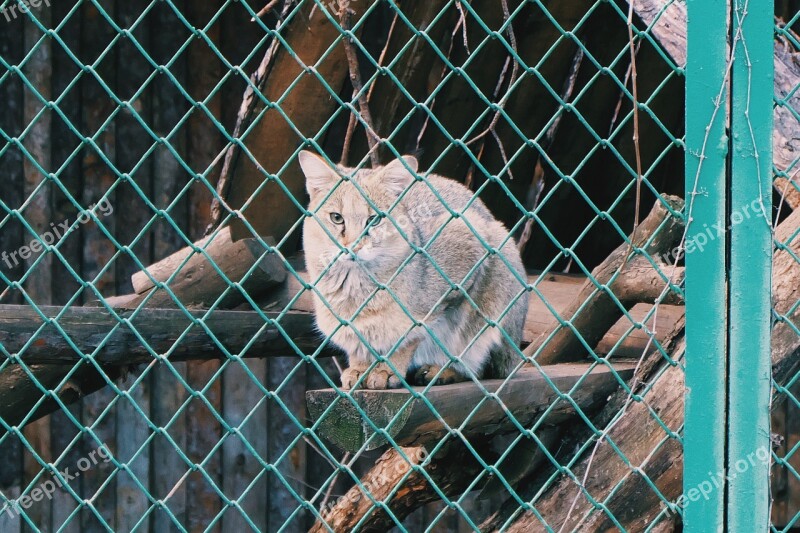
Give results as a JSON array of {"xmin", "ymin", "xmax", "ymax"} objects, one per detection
[{"xmin": 299, "ymin": 151, "xmax": 418, "ymax": 270}]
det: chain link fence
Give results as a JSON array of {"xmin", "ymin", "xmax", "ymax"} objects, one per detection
[{"xmin": 0, "ymin": 0, "xmax": 793, "ymax": 531}]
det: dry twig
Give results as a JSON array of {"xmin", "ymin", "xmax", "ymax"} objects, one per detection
[{"xmin": 341, "ymin": 6, "xmax": 381, "ymax": 167}]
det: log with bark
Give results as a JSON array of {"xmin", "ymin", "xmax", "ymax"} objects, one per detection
[
  {"xmin": 0, "ymin": 225, "xmax": 293, "ymax": 428},
  {"xmin": 209, "ymin": 0, "xmax": 369, "ymax": 244},
  {"xmin": 529, "ymin": 195, "xmax": 684, "ymax": 365},
  {"xmin": 0, "ymin": 305, "xmax": 327, "ymax": 365},
  {"xmin": 127, "ymin": 226, "xmax": 286, "ymax": 309},
  {"xmin": 309, "ymin": 442, "xmax": 493, "ymax": 533},
  {"xmin": 483, "ymin": 187, "xmax": 800, "ymax": 532},
  {"xmin": 633, "ymin": 0, "xmax": 800, "ymax": 209},
  {"xmin": 307, "ymin": 362, "xmax": 636, "ymax": 453}
]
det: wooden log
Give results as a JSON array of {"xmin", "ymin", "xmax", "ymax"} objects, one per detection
[
  {"xmin": 633, "ymin": 0, "xmax": 800, "ymax": 209},
  {"xmin": 210, "ymin": 0, "xmax": 369, "ymax": 244},
  {"xmin": 306, "ymin": 362, "xmax": 635, "ymax": 453},
  {"xmin": 492, "ymin": 199, "xmax": 800, "ymax": 531},
  {"xmin": 0, "ymin": 305, "xmax": 325, "ymax": 365},
  {"xmin": 309, "ymin": 442, "xmax": 490, "ymax": 533},
  {"xmin": 130, "ymin": 226, "xmax": 285, "ymax": 308},
  {"xmin": 528, "ymin": 195, "xmax": 684, "ymax": 365},
  {"xmin": 0, "ymin": 363, "xmax": 122, "ymax": 429}
]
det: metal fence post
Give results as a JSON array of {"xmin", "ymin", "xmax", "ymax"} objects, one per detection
[
  {"xmin": 728, "ymin": 0, "xmax": 774, "ymax": 529},
  {"xmin": 684, "ymin": 0, "xmax": 730, "ymax": 529},
  {"xmin": 686, "ymin": 0, "xmax": 774, "ymax": 529}
]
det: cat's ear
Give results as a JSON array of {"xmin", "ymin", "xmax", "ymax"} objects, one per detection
[
  {"xmin": 382, "ymin": 156, "xmax": 418, "ymax": 195},
  {"xmin": 298, "ymin": 151, "xmax": 339, "ymax": 198}
]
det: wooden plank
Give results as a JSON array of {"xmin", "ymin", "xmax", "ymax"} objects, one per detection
[
  {"xmin": 150, "ymin": 363, "xmax": 188, "ymax": 530},
  {"xmin": 184, "ymin": 358, "xmax": 223, "ymax": 533},
  {"xmin": 21, "ymin": 9, "xmax": 54, "ymax": 532},
  {"xmin": 0, "ymin": 305, "xmax": 322, "ymax": 364},
  {"xmin": 268, "ymin": 357, "xmax": 307, "ymax": 530},
  {"xmin": 113, "ymin": 1, "xmax": 155, "ymax": 530},
  {"xmin": 114, "ymin": 372, "xmax": 150, "ymax": 533},
  {"xmin": 306, "ymin": 362, "xmax": 635, "ymax": 453},
  {"xmin": 0, "ymin": 17, "xmax": 29, "ymax": 530},
  {"xmin": 79, "ymin": 1, "xmax": 119, "ymax": 528},
  {"xmin": 0, "ymin": 0, "xmax": 25, "ymax": 309},
  {"xmin": 0, "ymin": 487, "xmax": 22, "ymax": 532},
  {"xmin": 48, "ymin": 2, "xmax": 86, "ymax": 528},
  {"xmin": 221, "ymin": 360, "xmax": 268, "ymax": 531}
]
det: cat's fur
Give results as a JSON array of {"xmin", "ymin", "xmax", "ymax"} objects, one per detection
[{"xmin": 299, "ymin": 151, "xmax": 529, "ymax": 389}]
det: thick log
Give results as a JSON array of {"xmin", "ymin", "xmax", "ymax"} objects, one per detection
[
  {"xmin": 210, "ymin": 0, "xmax": 369, "ymax": 243},
  {"xmin": 494, "ymin": 202, "xmax": 800, "ymax": 531},
  {"xmin": 309, "ymin": 443, "xmax": 490, "ymax": 533},
  {"xmin": 129, "ymin": 226, "xmax": 285, "ymax": 308},
  {"xmin": 0, "ymin": 305, "xmax": 325, "ymax": 364},
  {"xmin": 528, "ymin": 195, "xmax": 685, "ymax": 365},
  {"xmin": 0, "ymin": 363, "xmax": 122, "ymax": 428},
  {"xmin": 633, "ymin": 0, "xmax": 800, "ymax": 209},
  {"xmin": 306, "ymin": 362, "xmax": 635, "ymax": 453}
]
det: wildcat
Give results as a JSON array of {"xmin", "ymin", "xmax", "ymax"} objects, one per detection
[{"xmin": 299, "ymin": 151, "xmax": 529, "ymax": 389}]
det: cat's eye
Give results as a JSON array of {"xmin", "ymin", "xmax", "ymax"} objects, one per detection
[
  {"xmin": 329, "ymin": 212, "xmax": 344, "ymax": 225},
  {"xmin": 365, "ymin": 215, "xmax": 382, "ymax": 227}
]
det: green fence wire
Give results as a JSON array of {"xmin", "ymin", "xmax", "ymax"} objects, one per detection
[{"xmin": 0, "ymin": 0, "xmax": 785, "ymax": 530}]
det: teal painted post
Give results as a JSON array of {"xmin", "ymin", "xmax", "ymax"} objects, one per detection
[
  {"xmin": 684, "ymin": 0, "xmax": 729, "ymax": 530},
  {"xmin": 728, "ymin": 0, "xmax": 773, "ymax": 529}
]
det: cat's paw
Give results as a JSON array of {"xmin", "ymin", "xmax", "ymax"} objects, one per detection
[
  {"xmin": 340, "ymin": 367, "xmax": 364, "ymax": 390},
  {"xmin": 363, "ymin": 363, "xmax": 402, "ymax": 389},
  {"xmin": 413, "ymin": 365, "xmax": 464, "ymax": 386}
]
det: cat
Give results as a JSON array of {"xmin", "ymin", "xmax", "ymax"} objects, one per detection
[{"xmin": 299, "ymin": 151, "xmax": 529, "ymax": 389}]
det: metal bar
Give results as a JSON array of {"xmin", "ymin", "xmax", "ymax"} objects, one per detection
[
  {"xmin": 727, "ymin": 0, "xmax": 774, "ymax": 528},
  {"xmin": 684, "ymin": 0, "xmax": 730, "ymax": 529}
]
